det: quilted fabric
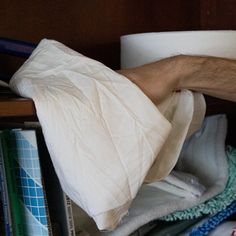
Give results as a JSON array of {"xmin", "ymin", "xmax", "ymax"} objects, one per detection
[{"xmin": 9, "ymin": 39, "xmax": 205, "ymax": 230}]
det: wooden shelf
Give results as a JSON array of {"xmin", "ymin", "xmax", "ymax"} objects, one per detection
[{"xmin": 0, "ymin": 98, "xmax": 36, "ymax": 117}]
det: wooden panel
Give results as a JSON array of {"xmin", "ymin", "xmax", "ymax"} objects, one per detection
[
  {"xmin": 205, "ymin": 96, "xmax": 236, "ymax": 146},
  {"xmin": 200, "ymin": 0, "xmax": 236, "ymax": 29},
  {"xmin": 0, "ymin": 98, "xmax": 35, "ymax": 117},
  {"xmin": 0, "ymin": 0, "xmax": 200, "ymax": 72}
]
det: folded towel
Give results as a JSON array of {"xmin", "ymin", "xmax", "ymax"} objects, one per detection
[
  {"xmin": 104, "ymin": 115, "xmax": 228, "ymax": 236},
  {"xmin": 163, "ymin": 145, "xmax": 236, "ymax": 221},
  {"xmin": 9, "ymin": 39, "xmax": 205, "ymax": 230},
  {"xmin": 133, "ymin": 213, "xmax": 236, "ymax": 236},
  {"xmin": 135, "ymin": 218, "xmax": 201, "ymax": 236},
  {"xmin": 182, "ymin": 201, "xmax": 236, "ymax": 236}
]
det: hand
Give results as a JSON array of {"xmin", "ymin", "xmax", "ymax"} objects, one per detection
[{"xmin": 117, "ymin": 56, "xmax": 183, "ymax": 104}]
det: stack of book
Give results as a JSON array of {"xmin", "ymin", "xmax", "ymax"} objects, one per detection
[
  {"xmin": 0, "ymin": 127, "xmax": 77, "ymax": 236},
  {"xmin": 0, "ymin": 38, "xmax": 85, "ymax": 236}
]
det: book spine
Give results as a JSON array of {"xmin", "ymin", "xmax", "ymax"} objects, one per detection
[
  {"xmin": 0, "ymin": 136, "xmax": 12, "ymax": 236},
  {"xmin": 1, "ymin": 131, "xmax": 24, "ymax": 236},
  {"xmin": 0, "ymin": 38, "xmax": 36, "ymax": 58},
  {"xmin": 11, "ymin": 129, "xmax": 51, "ymax": 236},
  {"xmin": 41, "ymin": 177, "xmax": 53, "ymax": 236},
  {"xmin": 63, "ymin": 194, "xmax": 76, "ymax": 236}
]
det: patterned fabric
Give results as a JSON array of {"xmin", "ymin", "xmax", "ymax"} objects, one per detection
[
  {"xmin": 189, "ymin": 201, "xmax": 236, "ymax": 236},
  {"xmin": 163, "ymin": 146, "xmax": 236, "ymax": 221}
]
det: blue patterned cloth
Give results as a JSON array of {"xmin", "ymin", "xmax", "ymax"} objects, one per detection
[
  {"xmin": 189, "ymin": 201, "xmax": 236, "ymax": 236},
  {"xmin": 163, "ymin": 146, "xmax": 236, "ymax": 221}
]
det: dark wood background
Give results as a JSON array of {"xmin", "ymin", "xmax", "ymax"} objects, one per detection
[
  {"xmin": 3, "ymin": 0, "xmax": 236, "ymax": 70},
  {"xmin": 1, "ymin": 0, "xmax": 236, "ymax": 69},
  {"xmin": 0, "ymin": 0, "xmax": 236, "ymax": 144}
]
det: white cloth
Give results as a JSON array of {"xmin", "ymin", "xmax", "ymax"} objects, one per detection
[
  {"xmin": 105, "ymin": 115, "xmax": 228, "ymax": 236},
  {"xmin": 148, "ymin": 170, "xmax": 206, "ymax": 199},
  {"xmin": 10, "ymin": 39, "xmax": 205, "ymax": 230},
  {"xmin": 145, "ymin": 91, "xmax": 205, "ymax": 182}
]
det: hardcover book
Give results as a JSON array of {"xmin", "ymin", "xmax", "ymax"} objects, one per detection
[{"xmin": 2, "ymin": 129, "xmax": 51, "ymax": 236}]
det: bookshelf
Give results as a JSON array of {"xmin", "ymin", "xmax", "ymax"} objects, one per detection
[
  {"xmin": 0, "ymin": 83, "xmax": 35, "ymax": 118},
  {"xmin": 0, "ymin": 98, "xmax": 35, "ymax": 117},
  {"xmin": 0, "ymin": 96, "xmax": 77, "ymax": 236}
]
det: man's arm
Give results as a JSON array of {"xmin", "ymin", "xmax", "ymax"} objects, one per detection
[{"xmin": 118, "ymin": 55, "xmax": 236, "ymax": 104}]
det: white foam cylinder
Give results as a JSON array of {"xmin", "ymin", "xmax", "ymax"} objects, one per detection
[{"xmin": 120, "ymin": 30, "xmax": 236, "ymax": 69}]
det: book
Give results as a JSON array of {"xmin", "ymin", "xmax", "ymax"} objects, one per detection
[
  {"xmin": 0, "ymin": 198, "xmax": 5, "ymax": 235},
  {"xmin": 36, "ymin": 129, "xmax": 76, "ymax": 236},
  {"xmin": 0, "ymin": 38, "xmax": 36, "ymax": 58},
  {"xmin": 0, "ymin": 132, "xmax": 13, "ymax": 235},
  {"xmin": 2, "ymin": 129, "xmax": 52, "ymax": 236},
  {"xmin": 1, "ymin": 130, "xmax": 25, "ymax": 236},
  {"xmin": 63, "ymin": 194, "xmax": 76, "ymax": 236}
]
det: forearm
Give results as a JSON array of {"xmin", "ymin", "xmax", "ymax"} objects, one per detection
[
  {"xmin": 118, "ymin": 55, "xmax": 236, "ymax": 103},
  {"xmin": 178, "ymin": 55, "xmax": 236, "ymax": 102}
]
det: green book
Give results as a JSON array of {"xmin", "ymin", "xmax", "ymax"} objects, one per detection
[{"xmin": 1, "ymin": 130, "xmax": 24, "ymax": 236}]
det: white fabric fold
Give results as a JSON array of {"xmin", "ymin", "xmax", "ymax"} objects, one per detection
[
  {"xmin": 10, "ymin": 39, "xmax": 205, "ymax": 230},
  {"xmin": 145, "ymin": 91, "xmax": 205, "ymax": 182},
  {"xmin": 104, "ymin": 114, "xmax": 228, "ymax": 236},
  {"xmin": 148, "ymin": 170, "xmax": 206, "ymax": 199}
]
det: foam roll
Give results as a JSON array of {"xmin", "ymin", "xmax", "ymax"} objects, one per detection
[{"xmin": 120, "ymin": 30, "xmax": 236, "ymax": 69}]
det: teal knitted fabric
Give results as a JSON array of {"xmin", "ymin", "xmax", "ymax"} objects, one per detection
[{"xmin": 162, "ymin": 146, "xmax": 236, "ymax": 221}]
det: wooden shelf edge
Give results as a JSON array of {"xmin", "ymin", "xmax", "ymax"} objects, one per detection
[{"xmin": 0, "ymin": 98, "xmax": 36, "ymax": 117}]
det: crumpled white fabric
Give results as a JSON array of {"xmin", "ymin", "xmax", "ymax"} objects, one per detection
[
  {"xmin": 145, "ymin": 91, "xmax": 205, "ymax": 182},
  {"xmin": 9, "ymin": 39, "xmax": 205, "ymax": 230},
  {"xmin": 147, "ymin": 170, "xmax": 206, "ymax": 199}
]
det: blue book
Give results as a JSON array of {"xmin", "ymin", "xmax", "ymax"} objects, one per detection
[
  {"xmin": 8, "ymin": 129, "xmax": 52, "ymax": 236},
  {"xmin": 0, "ymin": 38, "xmax": 36, "ymax": 58}
]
